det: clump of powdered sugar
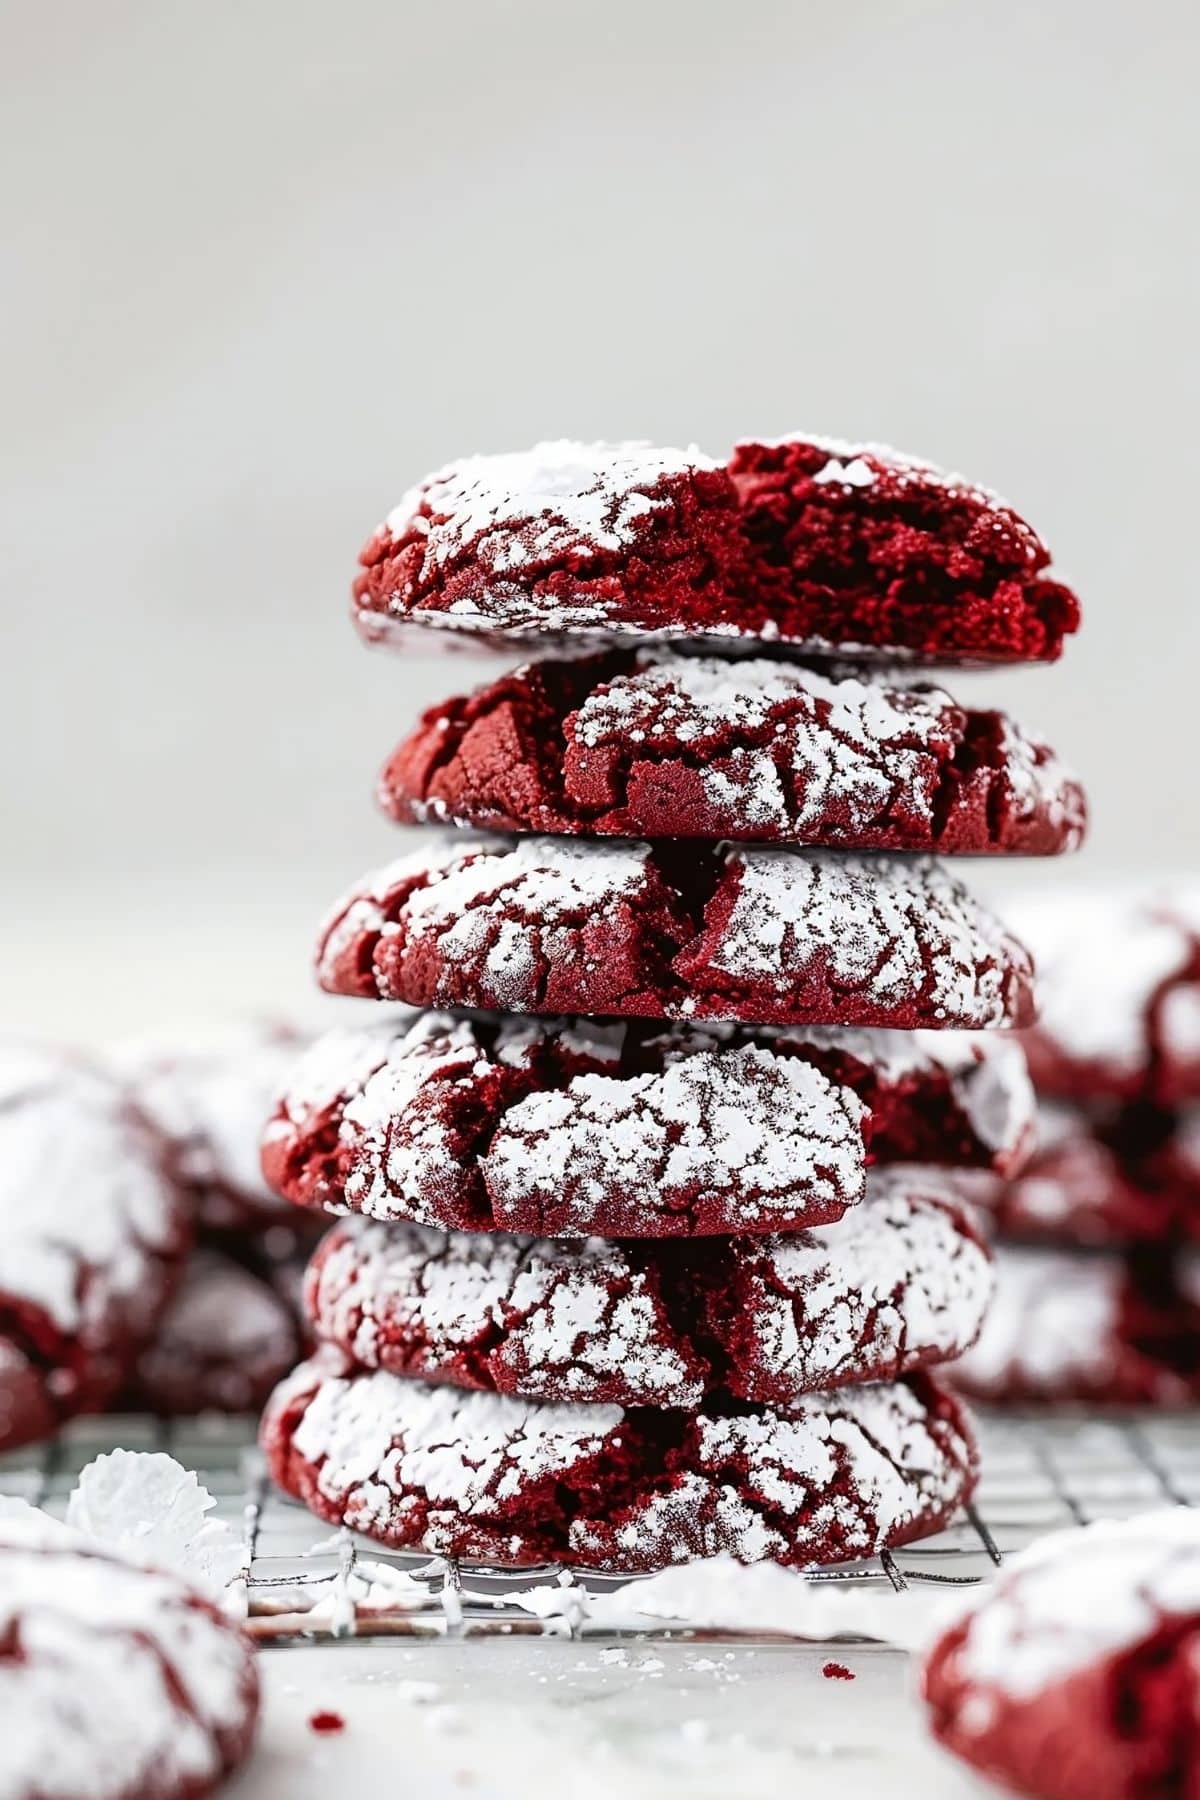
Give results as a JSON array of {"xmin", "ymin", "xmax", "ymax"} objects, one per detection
[{"xmin": 385, "ymin": 440, "xmax": 719, "ymax": 579}]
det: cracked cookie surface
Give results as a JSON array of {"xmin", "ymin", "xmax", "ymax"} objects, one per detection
[
  {"xmin": 302, "ymin": 1171, "xmax": 993, "ymax": 1406},
  {"xmin": 351, "ymin": 435, "xmax": 1079, "ymax": 663},
  {"xmin": 0, "ymin": 1509, "xmax": 259, "ymax": 1800},
  {"xmin": 315, "ymin": 836, "xmax": 1035, "ymax": 1030},
  {"xmin": 1015, "ymin": 889, "xmax": 1200, "ymax": 1105},
  {"xmin": 379, "ymin": 649, "xmax": 1085, "ymax": 853},
  {"xmin": 950, "ymin": 1243, "xmax": 1200, "ymax": 1406},
  {"xmin": 110, "ymin": 1022, "xmax": 309, "ymax": 1232},
  {"xmin": 261, "ymin": 1349, "xmax": 977, "ymax": 1571},
  {"xmin": 262, "ymin": 1011, "xmax": 1033, "ymax": 1235},
  {"xmin": 923, "ymin": 1510, "xmax": 1200, "ymax": 1800},
  {"xmin": 0, "ymin": 1043, "xmax": 189, "ymax": 1452}
]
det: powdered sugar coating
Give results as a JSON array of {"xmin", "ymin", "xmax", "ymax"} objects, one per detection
[
  {"xmin": 1015, "ymin": 888, "xmax": 1200, "ymax": 1102},
  {"xmin": 316, "ymin": 837, "xmax": 1035, "ymax": 1031},
  {"xmin": 0, "ymin": 1509, "xmax": 258, "ymax": 1800},
  {"xmin": 951, "ymin": 1244, "xmax": 1200, "ymax": 1406},
  {"xmin": 304, "ymin": 1172, "xmax": 992, "ymax": 1406},
  {"xmin": 388, "ymin": 442, "xmax": 720, "ymax": 574},
  {"xmin": 354, "ymin": 439, "xmax": 742, "ymax": 644},
  {"xmin": 677, "ymin": 849, "xmax": 1033, "ymax": 1030},
  {"xmin": 924, "ymin": 1510, "xmax": 1200, "ymax": 1800},
  {"xmin": 111, "ymin": 1023, "xmax": 309, "ymax": 1229},
  {"xmin": 306, "ymin": 1219, "xmax": 704, "ymax": 1405},
  {"xmin": 710, "ymin": 1169, "xmax": 993, "ymax": 1401},
  {"xmin": 263, "ymin": 1013, "xmax": 1031, "ymax": 1238},
  {"xmin": 261, "ymin": 1351, "xmax": 977, "ymax": 1571},
  {"xmin": 380, "ymin": 649, "xmax": 1086, "ymax": 854},
  {"xmin": 484, "ymin": 1044, "xmax": 866, "ymax": 1233},
  {"xmin": 0, "ymin": 1042, "xmax": 189, "ymax": 1448}
]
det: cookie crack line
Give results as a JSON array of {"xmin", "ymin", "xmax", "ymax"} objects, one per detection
[
  {"xmin": 378, "ymin": 649, "xmax": 1085, "ymax": 855},
  {"xmin": 262, "ymin": 1013, "xmax": 1033, "ymax": 1238},
  {"xmin": 315, "ymin": 837, "xmax": 1036, "ymax": 1032},
  {"xmin": 260, "ymin": 1354, "xmax": 980, "ymax": 1572},
  {"xmin": 350, "ymin": 436, "xmax": 1081, "ymax": 664},
  {"xmin": 302, "ymin": 1178, "xmax": 992, "ymax": 1408}
]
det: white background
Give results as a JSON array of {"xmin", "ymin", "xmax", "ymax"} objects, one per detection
[{"xmin": 4, "ymin": 0, "xmax": 1198, "ymax": 1037}]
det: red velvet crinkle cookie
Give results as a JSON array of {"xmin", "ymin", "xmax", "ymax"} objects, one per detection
[
  {"xmin": 0, "ymin": 1043, "xmax": 190, "ymax": 1452},
  {"xmin": 111, "ymin": 1022, "xmax": 309, "ymax": 1232},
  {"xmin": 351, "ymin": 436, "xmax": 1080, "ymax": 664},
  {"xmin": 984, "ymin": 1103, "xmax": 1200, "ymax": 1248},
  {"xmin": 304, "ymin": 1171, "xmax": 993, "ymax": 1407},
  {"xmin": 262, "ymin": 1012, "xmax": 1033, "ymax": 1236},
  {"xmin": 262, "ymin": 1349, "xmax": 977, "ymax": 1572},
  {"xmin": 378, "ymin": 649, "xmax": 1086, "ymax": 853},
  {"xmin": 0, "ymin": 1508, "xmax": 259, "ymax": 1800},
  {"xmin": 923, "ymin": 1509, "xmax": 1200, "ymax": 1800},
  {"xmin": 316, "ymin": 836, "xmax": 1035, "ymax": 1031},
  {"xmin": 951, "ymin": 1244, "xmax": 1200, "ymax": 1406},
  {"xmin": 1016, "ymin": 889, "xmax": 1200, "ymax": 1105},
  {"xmin": 124, "ymin": 1250, "xmax": 302, "ymax": 1416}
]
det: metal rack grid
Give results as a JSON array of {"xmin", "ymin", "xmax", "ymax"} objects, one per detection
[{"xmin": 4, "ymin": 1408, "xmax": 1198, "ymax": 1644}]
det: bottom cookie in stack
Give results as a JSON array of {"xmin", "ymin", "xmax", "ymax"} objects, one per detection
[
  {"xmin": 262, "ymin": 1167, "xmax": 989, "ymax": 1572},
  {"xmin": 263, "ymin": 1351, "xmax": 977, "ymax": 1572}
]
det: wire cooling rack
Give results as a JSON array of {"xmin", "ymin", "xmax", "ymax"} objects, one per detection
[{"xmin": 5, "ymin": 1409, "xmax": 1198, "ymax": 1643}]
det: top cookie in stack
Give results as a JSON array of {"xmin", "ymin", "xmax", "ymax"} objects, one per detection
[{"xmin": 260, "ymin": 433, "xmax": 1084, "ymax": 1576}]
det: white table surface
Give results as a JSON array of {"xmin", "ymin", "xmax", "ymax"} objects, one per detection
[{"xmin": 231, "ymin": 1636, "xmax": 979, "ymax": 1800}]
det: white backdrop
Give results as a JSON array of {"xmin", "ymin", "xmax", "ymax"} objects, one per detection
[{"xmin": 3, "ymin": 0, "xmax": 1198, "ymax": 1037}]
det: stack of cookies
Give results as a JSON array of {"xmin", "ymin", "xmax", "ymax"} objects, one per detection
[
  {"xmin": 956, "ymin": 891, "xmax": 1200, "ymax": 1406},
  {"xmin": 259, "ymin": 435, "xmax": 1085, "ymax": 1573}
]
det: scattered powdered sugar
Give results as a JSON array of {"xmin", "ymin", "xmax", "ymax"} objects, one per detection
[
  {"xmin": 941, "ymin": 1508, "xmax": 1200, "ymax": 1705},
  {"xmin": 384, "ymin": 440, "xmax": 719, "ymax": 576},
  {"xmin": 708, "ymin": 851, "xmax": 1025, "ymax": 1026},
  {"xmin": 483, "ymin": 1045, "xmax": 866, "ymax": 1230},
  {"xmin": 0, "ymin": 1042, "xmax": 183, "ymax": 1333},
  {"xmin": 0, "ymin": 1504, "xmax": 256, "ymax": 1800}
]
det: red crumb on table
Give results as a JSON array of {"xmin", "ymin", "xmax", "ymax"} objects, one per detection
[
  {"xmin": 308, "ymin": 1710, "xmax": 346, "ymax": 1734},
  {"xmin": 822, "ymin": 1661, "xmax": 855, "ymax": 1680}
]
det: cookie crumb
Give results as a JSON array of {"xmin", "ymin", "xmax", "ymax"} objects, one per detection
[
  {"xmin": 309, "ymin": 1710, "xmax": 346, "ymax": 1734},
  {"xmin": 822, "ymin": 1661, "xmax": 855, "ymax": 1681}
]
